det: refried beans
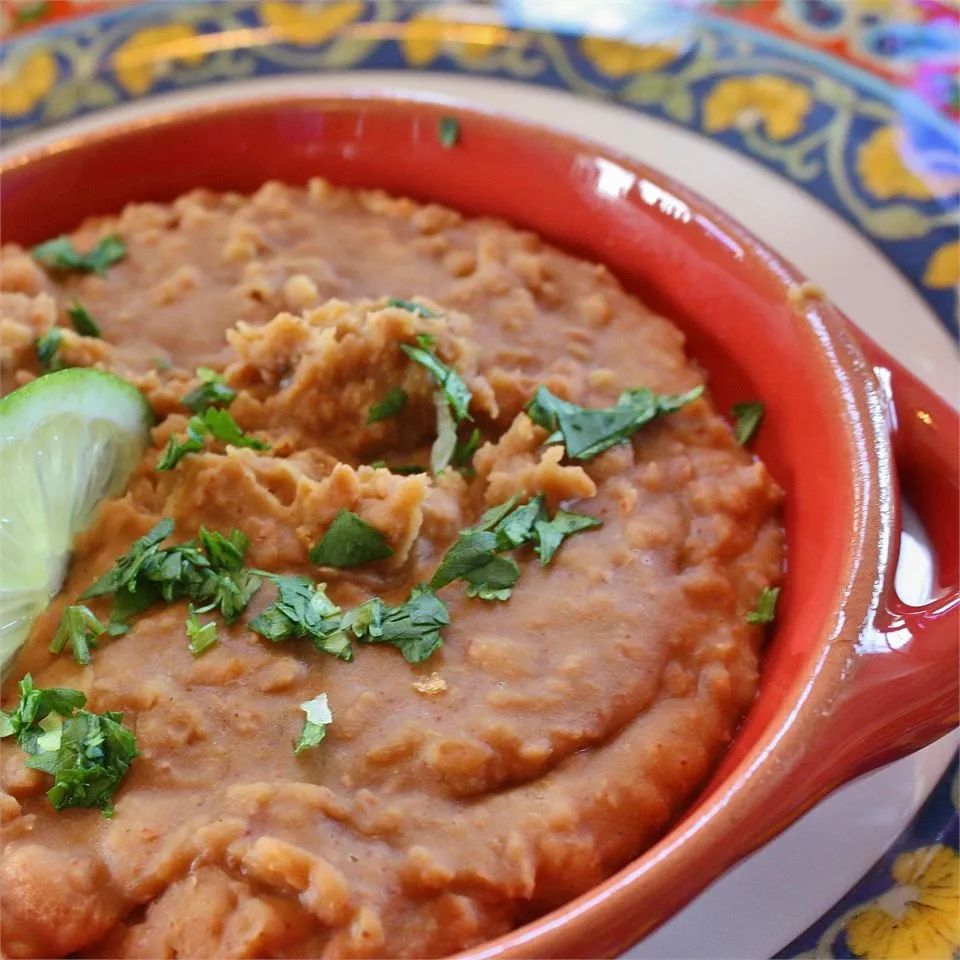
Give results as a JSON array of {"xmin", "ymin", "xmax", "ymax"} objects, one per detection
[{"xmin": 0, "ymin": 178, "xmax": 783, "ymax": 959}]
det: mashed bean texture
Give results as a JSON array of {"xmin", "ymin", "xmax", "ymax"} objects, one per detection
[{"xmin": 0, "ymin": 180, "xmax": 782, "ymax": 958}]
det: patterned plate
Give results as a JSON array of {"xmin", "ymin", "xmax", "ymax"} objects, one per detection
[{"xmin": 1, "ymin": 2, "xmax": 957, "ymax": 958}]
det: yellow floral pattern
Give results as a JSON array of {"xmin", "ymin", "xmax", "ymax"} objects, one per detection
[
  {"xmin": 259, "ymin": 0, "xmax": 361, "ymax": 46},
  {"xmin": 845, "ymin": 845, "xmax": 960, "ymax": 960},
  {"xmin": 0, "ymin": 48, "xmax": 57, "ymax": 117},
  {"xmin": 112, "ymin": 24, "xmax": 203, "ymax": 96},
  {"xmin": 857, "ymin": 125, "xmax": 960, "ymax": 201},
  {"xmin": 399, "ymin": 12, "xmax": 508, "ymax": 67},
  {"xmin": 703, "ymin": 75, "xmax": 812, "ymax": 141},
  {"xmin": 581, "ymin": 36, "xmax": 680, "ymax": 77},
  {"xmin": 923, "ymin": 242, "xmax": 960, "ymax": 290}
]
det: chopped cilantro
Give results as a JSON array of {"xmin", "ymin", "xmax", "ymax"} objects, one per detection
[
  {"xmin": 309, "ymin": 509, "xmax": 394, "ymax": 568},
  {"xmin": 368, "ymin": 460, "xmax": 426, "ymax": 475},
  {"xmin": 186, "ymin": 605, "xmax": 218, "ymax": 657},
  {"xmin": 151, "ymin": 356, "xmax": 173, "ymax": 371},
  {"xmin": 294, "ymin": 693, "xmax": 332, "ymax": 755},
  {"xmin": 367, "ymin": 386, "xmax": 408, "ymax": 424},
  {"xmin": 50, "ymin": 604, "xmax": 105, "ymax": 666},
  {"xmin": 182, "ymin": 367, "xmax": 236, "ymax": 413},
  {"xmin": 494, "ymin": 495, "xmax": 547, "ymax": 550},
  {"xmin": 534, "ymin": 510, "xmax": 603, "ymax": 565},
  {"xmin": 400, "ymin": 338, "xmax": 472, "ymax": 423},
  {"xmin": 66, "ymin": 301, "xmax": 101, "ymax": 338},
  {"xmin": 438, "ymin": 115, "xmax": 461, "ymax": 148},
  {"xmin": 1, "ymin": 675, "xmax": 136, "ymax": 817},
  {"xmin": 452, "ymin": 427, "xmax": 482, "ymax": 470},
  {"xmin": 385, "ymin": 298, "xmax": 440, "ymax": 319},
  {"xmin": 81, "ymin": 518, "xmax": 260, "ymax": 632},
  {"xmin": 35, "ymin": 328, "xmax": 64, "ymax": 372},
  {"xmin": 747, "ymin": 586, "xmax": 780, "ymax": 625},
  {"xmin": 468, "ymin": 495, "xmax": 522, "ymax": 533},
  {"xmin": 157, "ymin": 407, "xmax": 269, "ymax": 470},
  {"xmin": 156, "ymin": 417, "xmax": 206, "ymax": 470},
  {"xmin": 525, "ymin": 384, "xmax": 703, "ymax": 460},
  {"xmin": 249, "ymin": 574, "xmax": 352, "ymax": 660},
  {"xmin": 732, "ymin": 401, "xmax": 765, "ymax": 446},
  {"xmin": 32, "ymin": 233, "xmax": 126, "ymax": 275},
  {"xmin": 430, "ymin": 390, "xmax": 458, "ymax": 473},
  {"xmin": 430, "ymin": 530, "xmax": 519, "ymax": 602},
  {"xmin": 370, "ymin": 586, "xmax": 449, "ymax": 663}
]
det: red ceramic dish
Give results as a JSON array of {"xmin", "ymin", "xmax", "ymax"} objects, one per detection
[{"xmin": 2, "ymin": 96, "xmax": 957, "ymax": 958}]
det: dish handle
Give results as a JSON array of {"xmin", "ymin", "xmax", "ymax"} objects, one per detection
[{"xmin": 824, "ymin": 331, "xmax": 958, "ymax": 784}]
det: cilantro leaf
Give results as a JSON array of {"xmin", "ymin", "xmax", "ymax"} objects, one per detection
[
  {"xmin": 438, "ymin": 115, "xmax": 461, "ymax": 148},
  {"xmin": 294, "ymin": 693, "xmax": 332, "ymax": 755},
  {"xmin": 732, "ymin": 401, "xmax": 765, "ymax": 446},
  {"xmin": 66, "ymin": 301, "xmax": 101, "ymax": 338},
  {"xmin": 82, "ymin": 519, "xmax": 174, "ymax": 599},
  {"xmin": 182, "ymin": 367, "xmax": 236, "ymax": 413},
  {"xmin": 13, "ymin": 1, "xmax": 50, "ymax": 25},
  {"xmin": 452, "ymin": 427, "xmax": 482, "ymax": 470},
  {"xmin": 525, "ymin": 384, "xmax": 703, "ymax": 460},
  {"xmin": 369, "ymin": 461, "xmax": 426, "ymax": 475},
  {"xmin": 534, "ymin": 510, "xmax": 602, "ymax": 565},
  {"xmin": 386, "ymin": 298, "xmax": 440, "ymax": 318},
  {"xmin": 429, "ymin": 529, "xmax": 521, "ymax": 601},
  {"xmin": 249, "ymin": 574, "xmax": 352, "ymax": 660},
  {"xmin": 35, "ymin": 328, "xmax": 64, "ymax": 372},
  {"xmin": 186, "ymin": 605, "xmax": 218, "ymax": 657},
  {"xmin": 32, "ymin": 234, "xmax": 126, "ymax": 275},
  {"xmin": 202, "ymin": 407, "xmax": 270, "ymax": 450},
  {"xmin": 430, "ymin": 390, "xmax": 458, "ymax": 474},
  {"xmin": 81, "ymin": 519, "xmax": 259, "ymax": 631},
  {"xmin": 50, "ymin": 605, "xmax": 106, "ymax": 666},
  {"xmin": 157, "ymin": 408, "xmax": 268, "ymax": 471},
  {"xmin": 400, "ymin": 340, "xmax": 472, "ymax": 422},
  {"xmin": 372, "ymin": 586, "xmax": 449, "ymax": 663},
  {"xmin": 27, "ymin": 709, "xmax": 137, "ymax": 817},
  {"xmin": 467, "ymin": 495, "xmax": 521, "ymax": 533},
  {"xmin": 309, "ymin": 510, "xmax": 394, "ymax": 568},
  {"xmin": 747, "ymin": 586, "xmax": 780, "ymax": 625},
  {"xmin": 1, "ymin": 675, "xmax": 136, "ymax": 817},
  {"xmin": 494, "ymin": 494, "xmax": 547, "ymax": 550},
  {"xmin": 156, "ymin": 418, "xmax": 206, "ymax": 470},
  {"xmin": 0, "ymin": 674, "xmax": 87, "ymax": 756},
  {"xmin": 367, "ymin": 387, "xmax": 408, "ymax": 424}
]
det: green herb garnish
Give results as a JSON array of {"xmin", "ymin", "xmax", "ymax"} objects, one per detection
[
  {"xmin": 82, "ymin": 519, "xmax": 261, "ymax": 633},
  {"xmin": 452, "ymin": 427, "xmax": 482, "ymax": 470},
  {"xmin": 732, "ymin": 401, "xmax": 765, "ymax": 446},
  {"xmin": 401, "ymin": 335, "xmax": 472, "ymax": 423},
  {"xmin": 294, "ymin": 693, "xmax": 332, "ymax": 755},
  {"xmin": 157, "ymin": 407, "xmax": 269, "ymax": 470},
  {"xmin": 186, "ymin": 605, "xmax": 218, "ymax": 656},
  {"xmin": 367, "ymin": 386, "xmax": 408, "ymax": 424},
  {"xmin": 182, "ymin": 367, "xmax": 237, "ymax": 413},
  {"xmin": 430, "ymin": 389, "xmax": 458, "ymax": 473},
  {"xmin": 1, "ymin": 674, "xmax": 137, "ymax": 817},
  {"xmin": 249, "ymin": 574, "xmax": 352, "ymax": 660},
  {"xmin": 525, "ymin": 384, "xmax": 703, "ymax": 460},
  {"xmin": 309, "ymin": 509, "xmax": 394, "ymax": 568},
  {"xmin": 534, "ymin": 510, "xmax": 603, "ymax": 565},
  {"xmin": 373, "ymin": 586, "xmax": 449, "ymax": 663},
  {"xmin": 431, "ymin": 495, "xmax": 600, "ymax": 600},
  {"xmin": 32, "ymin": 234, "xmax": 126, "ymax": 275},
  {"xmin": 50, "ymin": 604, "xmax": 105, "ymax": 666},
  {"xmin": 438, "ymin": 115, "xmax": 461, "ymax": 148},
  {"xmin": 35, "ymin": 328, "xmax": 64, "ymax": 372},
  {"xmin": 430, "ymin": 530, "xmax": 521, "ymax": 601},
  {"xmin": 13, "ymin": 1, "xmax": 50, "ymax": 25},
  {"xmin": 386, "ymin": 298, "xmax": 440, "ymax": 319},
  {"xmin": 66, "ymin": 301, "xmax": 101, "ymax": 338},
  {"xmin": 747, "ymin": 586, "xmax": 780, "ymax": 625}
]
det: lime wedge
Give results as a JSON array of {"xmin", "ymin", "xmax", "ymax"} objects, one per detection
[{"xmin": 0, "ymin": 369, "xmax": 151, "ymax": 670}]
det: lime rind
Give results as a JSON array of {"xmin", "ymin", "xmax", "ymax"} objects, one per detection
[{"xmin": 0, "ymin": 368, "xmax": 151, "ymax": 670}]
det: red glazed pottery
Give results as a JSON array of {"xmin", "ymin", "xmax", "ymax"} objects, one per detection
[{"xmin": 2, "ymin": 96, "xmax": 956, "ymax": 959}]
